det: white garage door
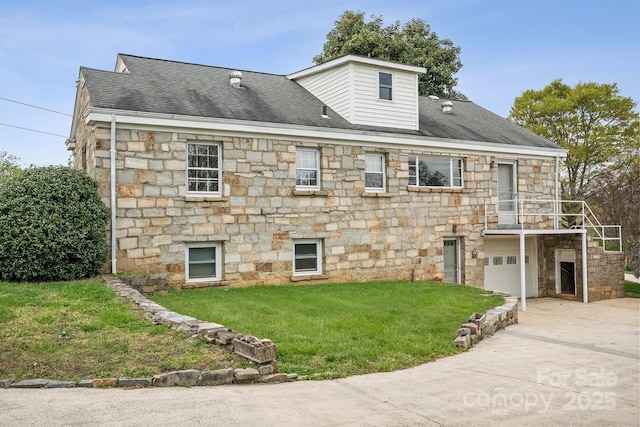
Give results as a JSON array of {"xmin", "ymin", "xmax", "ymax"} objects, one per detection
[{"xmin": 484, "ymin": 237, "xmax": 537, "ymax": 297}]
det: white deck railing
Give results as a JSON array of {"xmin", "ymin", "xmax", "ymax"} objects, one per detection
[{"xmin": 484, "ymin": 198, "xmax": 622, "ymax": 252}]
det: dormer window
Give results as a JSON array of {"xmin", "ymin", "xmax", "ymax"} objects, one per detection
[{"xmin": 378, "ymin": 72, "xmax": 393, "ymax": 101}]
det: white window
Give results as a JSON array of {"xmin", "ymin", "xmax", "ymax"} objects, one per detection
[
  {"xmin": 378, "ymin": 72, "xmax": 393, "ymax": 101},
  {"xmin": 506, "ymin": 256, "xmax": 517, "ymax": 265},
  {"xmin": 293, "ymin": 239, "xmax": 322, "ymax": 275},
  {"xmin": 296, "ymin": 148, "xmax": 320, "ymax": 190},
  {"xmin": 365, "ymin": 153, "xmax": 385, "ymax": 192},
  {"xmin": 186, "ymin": 242, "xmax": 221, "ymax": 282},
  {"xmin": 493, "ymin": 256, "xmax": 503, "ymax": 266},
  {"xmin": 408, "ymin": 156, "xmax": 463, "ymax": 188},
  {"xmin": 187, "ymin": 143, "xmax": 221, "ymax": 195}
]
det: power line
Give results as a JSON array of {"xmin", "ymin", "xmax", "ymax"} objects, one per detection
[
  {"xmin": 0, "ymin": 122, "xmax": 67, "ymax": 138},
  {"xmin": 0, "ymin": 97, "xmax": 72, "ymax": 117}
]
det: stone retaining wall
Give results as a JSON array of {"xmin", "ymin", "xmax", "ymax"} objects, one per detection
[
  {"xmin": 454, "ymin": 294, "xmax": 519, "ymax": 349},
  {"xmin": 1, "ymin": 277, "xmax": 517, "ymax": 389}
]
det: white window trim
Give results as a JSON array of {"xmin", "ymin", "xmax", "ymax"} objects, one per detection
[
  {"xmin": 408, "ymin": 156, "xmax": 464, "ymax": 188},
  {"xmin": 293, "ymin": 239, "xmax": 323, "ymax": 276},
  {"xmin": 365, "ymin": 153, "xmax": 386, "ymax": 192},
  {"xmin": 377, "ymin": 71, "xmax": 393, "ymax": 101},
  {"xmin": 295, "ymin": 148, "xmax": 321, "ymax": 190},
  {"xmin": 185, "ymin": 242, "xmax": 222, "ymax": 283},
  {"xmin": 186, "ymin": 142, "xmax": 222, "ymax": 197}
]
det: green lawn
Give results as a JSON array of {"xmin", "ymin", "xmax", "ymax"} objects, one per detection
[
  {"xmin": 150, "ymin": 281, "xmax": 504, "ymax": 378},
  {"xmin": 0, "ymin": 280, "xmax": 244, "ymax": 381},
  {"xmin": 625, "ymin": 280, "xmax": 640, "ymax": 298}
]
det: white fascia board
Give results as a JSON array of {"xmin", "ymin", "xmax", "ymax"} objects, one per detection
[
  {"xmin": 288, "ymin": 55, "xmax": 426, "ymax": 80},
  {"xmin": 84, "ymin": 108, "xmax": 567, "ymax": 159}
]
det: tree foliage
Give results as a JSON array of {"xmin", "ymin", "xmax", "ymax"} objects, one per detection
[
  {"xmin": 0, "ymin": 150, "xmax": 20, "ymax": 184},
  {"xmin": 509, "ymin": 80, "xmax": 640, "ymax": 200},
  {"xmin": 588, "ymin": 165, "xmax": 640, "ymax": 277},
  {"xmin": 0, "ymin": 166, "xmax": 109, "ymax": 282},
  {"xmin": 313, "ymin": 11, "xmax": 465, "ymax": 99}
]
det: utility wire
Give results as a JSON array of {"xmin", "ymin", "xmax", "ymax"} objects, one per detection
[
  {"xmin": 0, "ymin": 97, "xmax": 72, "ymax": 117},
  {"xmin": 0, "ymin": 122, "xmax": 67, "ymax": 138}
]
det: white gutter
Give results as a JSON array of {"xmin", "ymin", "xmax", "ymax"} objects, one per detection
[
  {"xmin": 110, "ymin": 114, "xmax": 117, "ymax": 274},
  {"xmin": 84, "ymin": 108, "xmax": 569, "ymax": 159}
]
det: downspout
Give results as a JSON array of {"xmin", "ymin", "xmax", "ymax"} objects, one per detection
[
  {"xmin": 519, "ymin": 231, "xmax": 527, "ymax": 311},
  {"xmin": 110, "ymin": 115, "xmax": 117, "ymax": 274},
  {"xmin": 582, "ymin": 230, "xmax": 588, "ymax": 303},
  {"xmin": 554, "ymin": 155, "xmax": 560, "ymax": 230}
]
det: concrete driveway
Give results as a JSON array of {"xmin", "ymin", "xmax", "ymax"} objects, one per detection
[{"xmin": 2, "ymin": 297, "xmax": 638, "ymax": 426}]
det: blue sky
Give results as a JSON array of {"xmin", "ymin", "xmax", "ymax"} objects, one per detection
[{"xmin": 1, "ymin": 0, "xmax": 638, "ymax": 166}]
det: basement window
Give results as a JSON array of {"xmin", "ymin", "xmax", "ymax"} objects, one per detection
[
  {"xmin": 293, "ymin": 239, "xmax": 322, "ymax": 275},
  {"xmin": 186, "ymin": 242, "xmax": 221, "ymax": 282}
]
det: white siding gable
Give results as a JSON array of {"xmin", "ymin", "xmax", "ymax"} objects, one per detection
[{"xmin": 289, "ymin": 56, "xmax": 425, "ymax": 131}]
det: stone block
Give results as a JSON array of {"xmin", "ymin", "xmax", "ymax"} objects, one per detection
[
  {"xmin": 454, "ymin": 334, "xmax": 470, "ymax": 349},
  {"xmin": 468, "ymin": 312, "xmax": 486, "ymax": 327},
  {"xmin": 92, "ymin": 378, "xmax": 118, "ymax": 388},
  {"xmin": 233, "ymin": 368, "xmax": 259, "ymax": 384},
  {"xmin": 152, "ymin": 369, "xmax": 200, "ymax": 387},
  {"xmin": 118, "ymin": 378, "xmax": 152, "ymax": 388},
  {"xmin": 233, "ymin": 338, "xmax": 276, "ymax": 363},
  {"xmin": 461, "ymin": 322, "xmax": 478, "ymax": 335},
  {"xmin": 457, "ymin": 327, "xmax": 471, "ymax": 336},
  {"xmin": 45, "ymin": 380, "xmax": 76, "ymax": 389},
  {"xmin": 259, "ymin": 373, "xmax": 289, "ymax": 383},
  {"xmin": 0, "ymin": 378, "xmax": 15, "ymax": 388},
  {"xmin": 124, "ymin": 157, "xmax": 148, "ymax": 169},
  {"xmin": 10, "ymin": 379, "xmax": 50, "ymax": 389},
  {"xmin": 77, "ymin": 379, "xmax": 94, "ymax": 388},
  {"xmin": 198, "ymin": 369, "xmax": 234, "ymax": 386}
]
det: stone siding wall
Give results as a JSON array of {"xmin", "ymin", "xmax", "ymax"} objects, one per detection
[
  {"xmin": 75, "ymin": 119, "xmax": 558, "ymax": 289},
  {"xmin": 538, "ymin": 234, "xmax": 624, "ymax": 301}
]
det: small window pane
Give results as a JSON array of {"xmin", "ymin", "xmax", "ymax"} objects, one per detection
[
  {"xmin": 190, "ymin": 247, "xmax": 215, "ymax": 263},
  {"xmin": 296, "ymin": 149, "xmax": 320, "ymax": 188},
  {"xmin": 187, "ymin": 143, "xmax": 220, "ymax": 194},
  {"xmin": 507, "ymin": 256, "xmax": 517, "ymax": 265},
  {"xmin": 379, "ymin": 72, "xmax": 392, "ymax": 100},
  {"xmin": 493, "ymin": 256, "xmax": 503, "ymax": 266},
  {"xmin": 189, "ymin": 263, "xmax": 216, "ymax": 279},
  {"xmin": 484, "ymin": 257, "xmax": 489, "ymax": 266},
  {"xmin": 188, "ymin": 245, "xmax": 218, "ymax": 280},
  {"xmin": 365, "ymin": 153, "xmax": 385, "ymax": 190},
  {"xmin": 294, "ymin": 241, "xmax": 321, "ymax": 274}
]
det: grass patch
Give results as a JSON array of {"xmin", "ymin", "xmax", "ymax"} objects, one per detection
[
  {"xmin": 625, "ymin": 280, "xmax": 640, "ymax": 298},
  {"xmin": 150, "ymin": 281, "xmax": 503, "ymax": 379},
  {"xmin": 0, "ymin": 279, "xmax": 245, "ymax": 381}
]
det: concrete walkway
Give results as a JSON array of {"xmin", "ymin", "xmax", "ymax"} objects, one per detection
[
  {"xmin": 626, "ymin": 272, "xmax": 640, "ymax": 283},
  {"xmin": 1, "ymin": 298, "xmax": 638, "ymax": 426}
]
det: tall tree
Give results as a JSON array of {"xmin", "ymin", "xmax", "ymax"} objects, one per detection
[
  {"xmin": 588, "ymin": 165, "xmax": 640, "ymax": 277},
  {"xmin": 509, "ymin": 80, "xmax": 639, "ymax": 200},
  {"xmin": 0, "ymin": 150, "xmax": 20, "ymax": 184},
  {"xmin": 314, "ymin": 11, "xmax": 465, "ymax": 99}
]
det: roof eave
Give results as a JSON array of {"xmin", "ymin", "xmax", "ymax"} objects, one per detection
[{"xmin": 83, "ymin": 107, "xmax": 568, "ymax": 158}]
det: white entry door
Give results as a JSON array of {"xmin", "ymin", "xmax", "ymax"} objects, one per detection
[
  {"xmin": 498, "ymin": 162, "xmax": 517, "ymax": 225},
  {"xmin": 443, "ymin": 238, "xmax": 460, "ymax": 284}
]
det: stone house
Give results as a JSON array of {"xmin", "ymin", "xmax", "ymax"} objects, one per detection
[{"xmin": 66, "ymin": 54, "xmax": 624, "ymax": 308}]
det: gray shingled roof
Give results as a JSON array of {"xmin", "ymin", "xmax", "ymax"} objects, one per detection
[{"xmin": 80, "ymin": 54, "xmax": 560, "ymax": 150}]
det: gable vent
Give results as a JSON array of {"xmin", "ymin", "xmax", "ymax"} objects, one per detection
[{"xmin": 229, "ymin": 70, "xmax": 243, "ymax": 88}]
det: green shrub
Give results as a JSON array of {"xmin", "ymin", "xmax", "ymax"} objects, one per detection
[{"xmin": 0, "ymin": 166, "xmax": 109, "ymax": 281}]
